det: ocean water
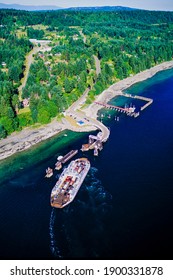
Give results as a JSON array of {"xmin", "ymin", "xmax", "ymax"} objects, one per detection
[{"xmin": 0, "ymin": 68, "xmax": 173, "ymax": 260}]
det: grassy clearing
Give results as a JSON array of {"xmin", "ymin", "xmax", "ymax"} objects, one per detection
[
  {"xmin": 18, "ymin": 107, "xmax": 30, "ymax": 115},
  {"xmin": 28, "ymin": 24, "xmax": 48, "ymax": 30},
  {"xmin": 16, "ymin": 30, "xmax": 27, "ymax": 38}
]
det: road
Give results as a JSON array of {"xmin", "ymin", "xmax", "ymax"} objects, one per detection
[
  {"xmin": 79, "ymin": 30, "xmax": 87, "ymax": 44},
  {"xmin": 93, "ymin": 55, "xmax": 101, "ymax": 76},
  {"xmin": 18, "ymin": 33, "xmax": 109, "ymax": 143},
  {"xmin": 66, "ymin": 88, "xmax": 90, "ymax": 114},
  {"xmin": 18, "ymin": 46, "xmax": 42, "ymax": 100},
  {"xmin": 66, "ymin": 88, "xmax": 110, "ymax": 142}
]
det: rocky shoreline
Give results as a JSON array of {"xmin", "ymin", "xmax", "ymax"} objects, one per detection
[
  {"xmin": 83, "ymin": 60, "xmax": 173, "ymax": 119},
  {"xmin": 0, "ymin": 118, "xmax": 96, "ymax": 161},
  {"xmin": 1, "ymin": 60, "xmax": 173, "ymax": 161}
]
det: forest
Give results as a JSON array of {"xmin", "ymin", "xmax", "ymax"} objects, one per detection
[{"xmin": 0, "ymin": 8, "xmax": 173, "ymax": 138}]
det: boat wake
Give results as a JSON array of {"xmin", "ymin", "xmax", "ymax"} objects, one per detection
[
  {"xmin": 82, "ymin": 166, "xmax": 112, "ymax": 212},
  {"xmin": 49, "ymin": 208, "xmax": 62, "ymax": 259},
  {"xmin": 49, "ymin": 166, "xmax": 112, "ymax": 259}
]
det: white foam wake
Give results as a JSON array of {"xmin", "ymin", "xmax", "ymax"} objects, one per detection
[{"xmin": 49, "ymin": 208, "xmax": 62, "ymax": 258}]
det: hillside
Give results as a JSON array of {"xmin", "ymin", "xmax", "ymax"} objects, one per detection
[
  {"xmin": 0, "ymin": 3, "xmax": 137, "ymax": 11},
  {"xmin": 67, "ymin": 6, "xmax": 137, "ymax": 11},
  {"xmin": 0, "ymin": 3, "xmax": 61, "ymax": 11}
]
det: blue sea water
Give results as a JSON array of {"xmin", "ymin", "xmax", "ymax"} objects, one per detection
[{"xmin": 0, "ymin": 68, "xmax": 173, "ymax": 260}]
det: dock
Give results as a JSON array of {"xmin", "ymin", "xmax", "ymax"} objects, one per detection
[
  {"xmin": 118, "ymin": 92, "xmax": 153, "ymax": 112},
  {"xmin": 81, "ymin": 131, "xmax": 104, "ymax": 156},
  {"xmin": 95, "ymin": 101, "xmax": 136, "ymax": 115},
  {"xmin": 94, "ymin": 91, "xmax": 153, "ymax": 119},
  {"xmin": 55, "ymin": 150, "xmax": 78, "ymax": 170},
  {"xmin": 61, "ymin": 150, "xmax": 78, "ymax": 164}
]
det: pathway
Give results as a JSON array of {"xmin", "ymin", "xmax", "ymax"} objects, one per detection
[
  {"xmin": 18, "ymin": 46, "xmax": 42, "ymax": 100},
  {"xmin": 93, "ymin": 55, "xmax": 101, "ymax": 76}
]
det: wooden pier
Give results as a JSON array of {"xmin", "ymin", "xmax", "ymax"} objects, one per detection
[
  {"xmin": 119, "ymin": 92, "xmax": 153, "ymax": 112},
  {"xmin": 94, "ymin": 101, "xmax": 138, "ymax": 117},
  {"xmin": 94, "ymin": 92, "xmax": 153, "ymax": 118}
]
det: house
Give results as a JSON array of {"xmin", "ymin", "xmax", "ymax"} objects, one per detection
[
  {"xmin": 73, "ymin": 34, "xmax": 79, "ymax": 41},
  {"xmin": 22, "ymin": 98, "xmax": 30, "ymax": 107}
]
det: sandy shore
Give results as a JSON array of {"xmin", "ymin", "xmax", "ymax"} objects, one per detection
[{"xmin": 1, "ymin": 60, "xmax": 173, "ymax": 161}]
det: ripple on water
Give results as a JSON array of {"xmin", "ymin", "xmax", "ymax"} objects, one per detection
[
  {"xmin": 49, "ymin": 208, "xmax": 62, "ymax": 259},
  {"xmin": 49, "ymin": 166, "xmax": 113, "ymax": 259}
]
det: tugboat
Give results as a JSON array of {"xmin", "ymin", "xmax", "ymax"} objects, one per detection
[{"xmin": 45, "ymin": 167, "xmax": 53, "ymax": 178}]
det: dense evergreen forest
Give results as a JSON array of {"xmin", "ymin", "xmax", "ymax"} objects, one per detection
[{"xmin": 0, "ymin": 9, "xmax": 173, "ymax": 138}]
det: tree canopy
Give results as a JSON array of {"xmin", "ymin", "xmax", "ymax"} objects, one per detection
[{"xmin": 0, "ymin": 8, "xmax": 173, "ymax": 137}]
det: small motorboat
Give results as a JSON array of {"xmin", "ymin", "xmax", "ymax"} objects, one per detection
[{"xmin": 45, "ymin": 167, "xmax": 53, "ymax": 178}]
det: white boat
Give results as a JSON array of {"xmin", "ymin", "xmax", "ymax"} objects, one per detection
[
  {"xmin": 45, "ymin": 167, "xmax": 53, "ymax": 178},
  {"xmin": 50, "ymin": 158, "xmax": 90, "ymax": 208}
]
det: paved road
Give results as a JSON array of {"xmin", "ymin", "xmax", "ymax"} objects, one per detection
[
  {"xmin": 66, "ymin": 88, "xmax": 90, "ymax": 113},
  {"xmin": 66, "ymin": 88, "xmax": 110, "ymax": 142}
]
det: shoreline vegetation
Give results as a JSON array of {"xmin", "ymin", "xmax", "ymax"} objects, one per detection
[{"xmin": 1, "ymin": 60, "xmax": 173, "ymax": 161}]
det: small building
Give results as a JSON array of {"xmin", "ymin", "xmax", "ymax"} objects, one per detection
[
  {"xmin": 22, "ymin": 98, "xmax": 30, "ymax": 107},
  {"xmin": 29, "ymin": 39, "xmax": 51, "ymax": 45},
  {"xmin": 44, "ymin": 61, "xmax": 51, "ymax": 66},
  {"xmin": 73, "ymin": 34, "xmax": 79, "ymax": 41},
  {"xmin": 38, "ymin": 52, "xmax": 44, "ymax": 58}
]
